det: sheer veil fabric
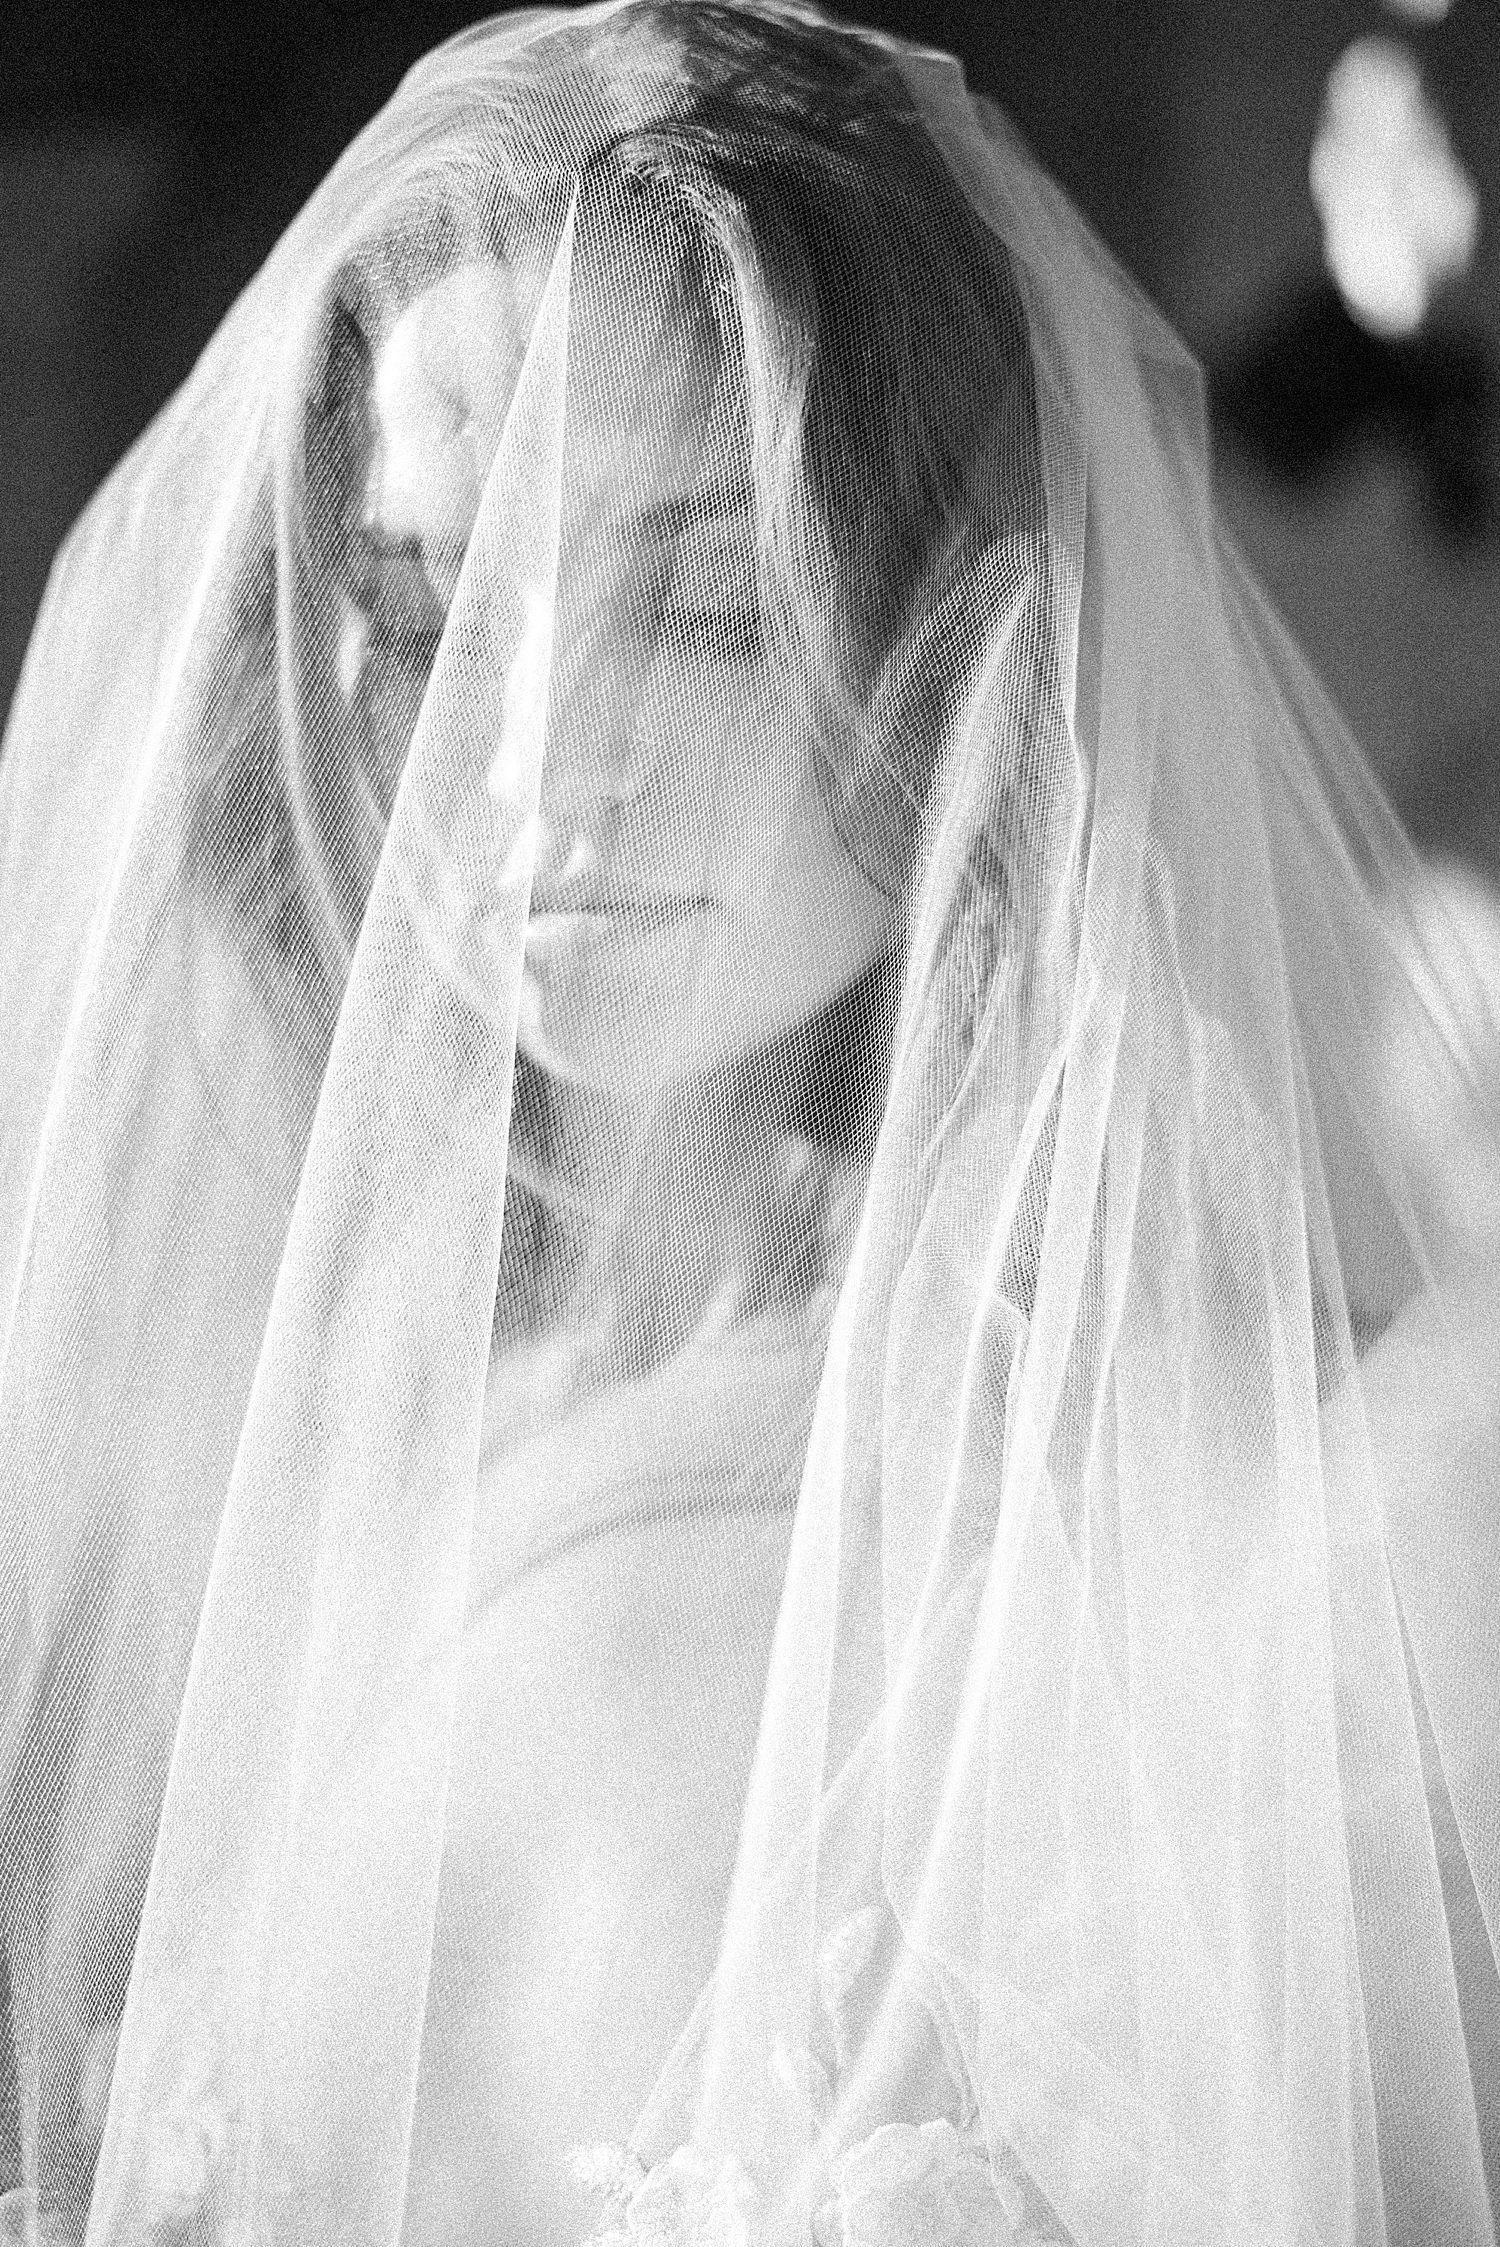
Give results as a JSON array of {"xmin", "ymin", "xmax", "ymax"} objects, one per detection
[{"xmin": 2, "ymin": 3, "xmax": 1499, "ymax": 2242}]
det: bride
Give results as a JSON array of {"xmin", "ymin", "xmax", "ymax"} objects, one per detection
[{"xmin": 2, "ymin": 3, "xmax": 1497, "ymax": 2243}]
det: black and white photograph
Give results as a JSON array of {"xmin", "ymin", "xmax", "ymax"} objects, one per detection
[{"xmin": 1, "ymin": 2, "xmax": 1498, "ymax": 2240}]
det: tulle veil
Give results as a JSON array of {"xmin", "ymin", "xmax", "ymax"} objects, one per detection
[{"xmin": 1, "ymin": 4, "xmax": 1498, "ymax": 2243}]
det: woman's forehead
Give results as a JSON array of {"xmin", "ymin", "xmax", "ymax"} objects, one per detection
[{"xmin": 568, "ymin": 246, "xmax": 739, "ymax": 509}]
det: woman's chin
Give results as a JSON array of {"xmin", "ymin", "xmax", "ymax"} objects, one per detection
[{"xmin": 516, "ymin": 980, "xmax": 744, "ymax": 1096}]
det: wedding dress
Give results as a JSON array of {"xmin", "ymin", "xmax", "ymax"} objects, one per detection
[{"xmin": 2, "ymin": 3, "xmax": 1498, "ymax": 2242}]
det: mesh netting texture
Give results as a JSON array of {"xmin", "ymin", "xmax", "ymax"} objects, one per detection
[{"xmin": 2, "ymin": 5, "xmax": 1499, "ymax": 2243}]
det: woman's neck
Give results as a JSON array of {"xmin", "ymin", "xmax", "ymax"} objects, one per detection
[{"xmin": 513, "ymin": 1054, "xmax": 817, "ymax": 1362}]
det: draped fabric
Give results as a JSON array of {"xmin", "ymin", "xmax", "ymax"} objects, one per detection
[{"xmin": 1, "ymin": 5, "xmax": 1498, "ymax": 2242}]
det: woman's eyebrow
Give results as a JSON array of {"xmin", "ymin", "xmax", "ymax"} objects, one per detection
[{"xmin": 634, "ymin": 477, "xmax": 754, "ymax": 544}]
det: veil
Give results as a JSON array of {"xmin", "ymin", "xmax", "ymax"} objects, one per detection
[{"xmin": 2, "ymin": 4, "xmax": 1499, "ymax": 2242}]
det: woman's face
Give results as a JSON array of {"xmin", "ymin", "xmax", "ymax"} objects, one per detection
[{"xmin": 346, "ymin": 233, "xmax": 894, "ymax": 1099}]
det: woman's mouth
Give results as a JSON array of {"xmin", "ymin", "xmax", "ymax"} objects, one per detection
[{"xmin": 527, "ymin": 891, "xmax": 714, "ymax": 933}]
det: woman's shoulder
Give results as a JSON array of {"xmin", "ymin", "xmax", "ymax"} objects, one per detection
[{"xmin": 1329, "ymin": 1257, "xmax": 1500, "ymax": 1494}]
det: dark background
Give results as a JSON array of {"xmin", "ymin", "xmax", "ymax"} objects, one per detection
[{"xmin": 3, "ymin": 0, "xmax": 1498, "ymax": 873}]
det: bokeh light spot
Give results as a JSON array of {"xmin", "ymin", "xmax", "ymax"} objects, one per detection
[{"xmin": 1310, "ymin": 37, "xmax": 1479, "ymax": 337}]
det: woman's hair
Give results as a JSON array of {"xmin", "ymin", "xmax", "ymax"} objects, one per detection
[{"xmin": 189, "ymin": 0, "xmax": 1059, "ymax": 1362}]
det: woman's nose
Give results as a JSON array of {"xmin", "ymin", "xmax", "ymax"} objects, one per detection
[
  {"xmin": 530, "ymin": 814, "xmax": 600, "ymax": 901},
  {"xmin": 536, "ymin": 702, "xmax": 659, "ymax": 829}
]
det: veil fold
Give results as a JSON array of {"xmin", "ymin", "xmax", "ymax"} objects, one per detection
[{"xmin": 1, "ymin": 6, "xmax": 1497, "ymax": 2243}]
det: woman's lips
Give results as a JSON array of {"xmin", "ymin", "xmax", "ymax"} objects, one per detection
[{"xmin": 527, "ymin": 893, "xmax": 714, "ymax": 933}]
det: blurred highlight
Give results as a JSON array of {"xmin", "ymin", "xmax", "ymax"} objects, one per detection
[{"xmin": 1310, "ymin": 37, "xmax": 1478, "ymax": 338}]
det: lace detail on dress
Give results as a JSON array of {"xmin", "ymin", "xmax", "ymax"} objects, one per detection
[
  {"xmin": 571, "ymin": 2141, "xmax": 761, "ymax": 2247},
  {"xmin": 813, "ymin": 2118, "xmax": 1025, "ymax": 2246},
  {"xmin": 574, "ymin": 1906, "xmax": 1072, "ymax": 2246}
]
